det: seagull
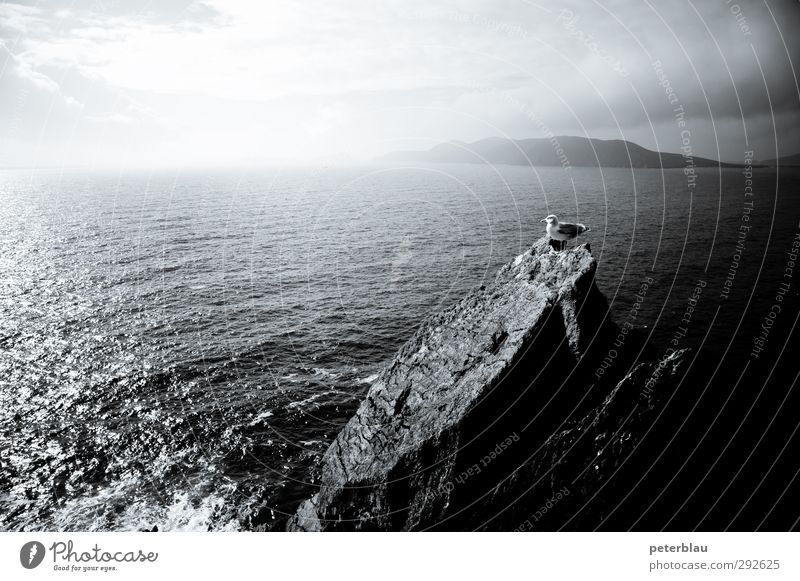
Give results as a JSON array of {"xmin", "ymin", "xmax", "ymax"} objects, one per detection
[{"xmin": 541, "ymin": 214, "xmax": 590, "ymax": 250}]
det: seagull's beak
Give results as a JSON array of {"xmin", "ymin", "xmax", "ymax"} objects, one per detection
[{"xmin": 540, "ymin": 219, "xmax": 547, "ymax": 223}]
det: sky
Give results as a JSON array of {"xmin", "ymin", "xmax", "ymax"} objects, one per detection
[{"xmin": 0, "ymin": 0, "xmax": 798, "ymax": 168}]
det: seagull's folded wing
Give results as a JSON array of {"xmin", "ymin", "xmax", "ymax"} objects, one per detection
[{"xmin": 556, "ymin": 223, "xmax": 579, "ymax": 237}]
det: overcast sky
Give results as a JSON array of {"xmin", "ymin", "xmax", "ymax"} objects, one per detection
[{"xmin": 1, "ymin": 0, "xmax": 798, "ymax": 167}]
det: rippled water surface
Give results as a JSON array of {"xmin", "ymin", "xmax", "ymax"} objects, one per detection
[{"xmin": 1, "ymin": 164, "xmax": 798, "ymax": 530}]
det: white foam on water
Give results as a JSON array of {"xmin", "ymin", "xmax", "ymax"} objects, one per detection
[
  {"xmin": 48, "ymin": 479, "xmax": 242, "ymax": 532},
  {"xmin": 159, "ymin": 490, "xmax": 240, "ymax": 532},
  {"xmin": 286, "ymin": 391, "xmax": 326, "ymax": 409},
  {"xmin": 312, "ymin": 367, "xmax": 339, "ymax": 379},
  {"xmin": 248, "ymin": 409, "xmax": 274, "ymax": 426}
]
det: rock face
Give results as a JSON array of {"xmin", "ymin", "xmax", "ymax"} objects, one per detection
[{"xmin": 287, "ymin": 236, "xmax": 687, "ymax": 531}]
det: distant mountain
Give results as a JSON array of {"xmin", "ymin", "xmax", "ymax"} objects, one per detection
[
  {"xmin": 377, "ymin": 136, "xmax": 742, "ymax": 168},
  {"xmin": 759, "ymin": 153, "xmax": 800, "ymax": 167}
]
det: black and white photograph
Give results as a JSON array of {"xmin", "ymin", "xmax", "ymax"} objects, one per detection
[{"xmin": 1, "ymin": 0, "xmax": 799, "ymax": 577}]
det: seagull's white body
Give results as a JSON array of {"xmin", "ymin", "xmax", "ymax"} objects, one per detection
[{"xmin": 541, "ymin": 214, "xmax": 589, "ymax": 248}]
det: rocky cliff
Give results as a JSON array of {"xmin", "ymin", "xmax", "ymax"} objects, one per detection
[{"xmin": 287, "ymin": 236, "xmax": 687, "ymax": 531}]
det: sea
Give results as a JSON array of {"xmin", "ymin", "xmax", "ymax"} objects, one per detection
[{"xmin": 1, "ymin": 163, "xmax": 798, "ymax": 531}]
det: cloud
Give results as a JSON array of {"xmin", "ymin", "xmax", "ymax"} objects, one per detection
[
  {"xmin": 7, "ymin": 0, "xmax": 222, "ymax": 25},
  {"xmin": 0, "ymin": 0, "xmax": 797, "ymax": 166},
  {"xmin": 0, "ymin": 2, "xmax": 45, "ymax": 36}
]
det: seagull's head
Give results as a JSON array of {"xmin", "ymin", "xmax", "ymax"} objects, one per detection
[{"xmin": 541, "ymin": 214, "xmax": 558, "ymax": 225}]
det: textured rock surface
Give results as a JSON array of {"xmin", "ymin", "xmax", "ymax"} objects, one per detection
[{"xmin": 287, "ymin": 236, "xmax": 687, "ymax": 531}]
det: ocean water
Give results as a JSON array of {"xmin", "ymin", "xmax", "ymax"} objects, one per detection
[{"xmin": 1, "ymin": 164, "xmax": 798, "ymax": 531}]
